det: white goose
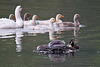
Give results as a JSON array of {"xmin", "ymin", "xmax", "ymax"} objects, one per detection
[
  {"xmin": 28, "ymin": 18, "xmax": 56, "ymax": 30},
  {"xmin": 0, "ymin": 5, "xmax": 23, "ymax": 29},
  {"xmin": 24, "ymin": 15, "xmax": 39, "ymax": 26}
]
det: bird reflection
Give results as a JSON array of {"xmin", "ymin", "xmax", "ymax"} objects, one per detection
[
  {"xmin": 15, "ymin": 29, "xmax": 24, "ymax": 52},
  {"xmin": 48, "ymin": 27, "xmax": 80, "ymax": 40},
  {"xmin": 0, "ymin": 29, "xmax": 15, "ymax": 38},
  {"xmin": 48, "ymin": 52, "xmax": 75, "ymax": 62},
  {"xmin": 56, "ymin": 27, "xmax": 80, "ymax": 37},
  {"xmin": 37, "ymin": 52, "xmax": 75, "ymax": 62},
  {"xmin": 48, "ymin": 54, "xmax": 66, "ymax": 62},
  {"xmin": 49, "ymin": 30, "xmax": 57, "ymax": 40},
  {"xmin": 69, "ymin": 52, "xmax": 74, "ymax": 58}
]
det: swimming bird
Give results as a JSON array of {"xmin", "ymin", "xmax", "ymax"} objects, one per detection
[
  {"xmin": 24, "ymin": 15, "xmax": 39, "ymax": 26},
  {"xmin": 0, "ymin": 5, "xmax": 23, "ymax": 29},
  {"xmin": 28, "ymin": 18, "xmax": 56, "ymax": 30},
  {"xmin": 53, "ymin": 14, "xmax": 80, "ymax": 27}
]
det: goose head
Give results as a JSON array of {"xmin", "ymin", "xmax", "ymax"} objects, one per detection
[
  {"xmin": 32, "ymin": 15, "xmax": 39, "ymax": 20},
  {"xmin": 9, "ymin": 14, "xmax": 15, "ymax": 20},
  {"xmin": 74, "ymin": 14, "xmax": 80, "ymax": 19},
  {"xmin": 15, "ymin": 5, "xmax": 23, "ymax": 12},
  {"xmin": 24, "ymin": 13, "xmax": 31, "ymax": 21},
  {"xmin": 49, "ymin": 18, "xmax": 56, "ymax": 23},
  {"xmin": 56, "ymin": 14, "xmax": 64, "ymax": 22},
  {"xmin": 73, "ymin": 14, "xmax": 80, "ymax": 22},
  {"xmin": 32, "ymin": 15, "xmax": 39, "ymax": 25}
]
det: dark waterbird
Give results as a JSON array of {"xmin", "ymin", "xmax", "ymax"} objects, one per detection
[{"xmin": 33, "ymin": 39, "xmax": 79, "ymax": 54}]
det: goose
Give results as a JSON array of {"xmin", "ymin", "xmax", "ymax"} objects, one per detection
[
  {"xmin": 0, "ymin": 5, "xmax": 23, "ymax": 29},
  {"xmin": 53, "ymin": 14, "xmax": 80, "ymax": 27},
  {"xmin": 24, "ymin": 15, "xmax": 39, "ymax": 26},
  {"xmin": 28, "ymin": 18, "xmax": 56, "ymax": 30}
]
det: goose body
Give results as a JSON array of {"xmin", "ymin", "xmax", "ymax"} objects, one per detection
[
  {"xmin": 0, "ymin": 5, "xmax": 23, "ymax": 29},
  {"xmin": 54, "ymin": 14, "xmax": 80, "ymax": 27},
  {"xmin": 28, "ymin": 18, "xmax": 56, "ymax": 30}
]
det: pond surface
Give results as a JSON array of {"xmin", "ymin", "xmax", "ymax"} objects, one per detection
[{"xmin": 0, "ymin": 0, "xmax": 100, "ymax": 67}]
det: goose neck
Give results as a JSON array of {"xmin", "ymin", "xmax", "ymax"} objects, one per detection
[
  {"xmin": 32, "ymin": 18, "xmax": 37, "ymax": 25},
  {"xmin": 56, "ymin": 17, "xmax": 60, "ymax": 22},
  {"xmin": 15, "ymin": 10, "xmax": 23, "ymax": 22},
  {"xmin": 49, "ymin": 21, "xmax": 53, "ymax": 29},
  {"xmin": 24, "ymin": 16, "xmax": 28, "ymax": 21},
  {"xmin": 73, "ymin": 18, "xmax": 80, "ymax": 26}
]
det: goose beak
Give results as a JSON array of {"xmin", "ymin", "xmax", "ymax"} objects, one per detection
[
  {"xmin": 76, "ymin": 14, "xmax": 80, "ymax": 18},
  {"xmin": 78, "ymin": 15, "xmax": 81, "ymax": 18},
  {"xmin": 28, "ymin": 14, "xmax": 31, "ymax": 16},
  {"xmin": 37, "ymin": 17, "xmax": 39, "ymax": 19},
  {"xmin": 61, "ymin": 15, "xmax": 64, "ymax": 17}
]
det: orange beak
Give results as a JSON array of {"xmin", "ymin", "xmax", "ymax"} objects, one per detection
[
  {"xmin": 78, "ymin": 15, "xmax": 81, "ymax": 18},
  {"xmin": 28, "ymin": 14, "xmax": 31, "ymax": 17},
  {"xmin": 37, "ymin": 16, "xmax": 39, "ymax": 19},
  {"xmin": 61, "ymin": 15, "xmax": 64, "ymax": 17}
]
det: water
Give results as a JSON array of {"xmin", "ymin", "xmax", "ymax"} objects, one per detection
[{"xmin": 0, "ymin": 0, "xmax": 100, "ymax": 67}]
